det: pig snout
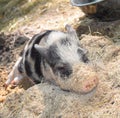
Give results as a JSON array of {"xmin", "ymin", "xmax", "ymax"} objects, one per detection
[
  {"xmin": 56, "ymin": 63, "xmax": 99, "ymax": 94},
  {"xmin": 71, "ymin": 63, "xmax": 99, "ymax": 94},
  {"xmin": 78, "ymin": 75, "xmax": 99, "ymax": 94}
]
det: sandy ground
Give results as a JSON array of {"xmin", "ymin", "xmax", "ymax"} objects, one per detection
[{"xmin": 0, "ymin": 0, "xmax": 120, "ymax": 117}]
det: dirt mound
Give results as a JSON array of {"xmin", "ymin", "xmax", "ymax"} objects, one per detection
[
  {"xmin": 1, "ymin": 34, "xmax": 120, "ymax": 117},
  {"xmin": 0, "ymin": 0, "xmax": 120, "ymax": 117}
]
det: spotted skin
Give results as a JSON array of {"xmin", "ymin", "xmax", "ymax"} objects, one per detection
[{"xmin": 5, "ymin": 25, "xmax": 98, "ymax": 94}]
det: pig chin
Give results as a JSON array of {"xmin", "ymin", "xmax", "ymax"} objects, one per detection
[{"xmin": 42, "ymin": 62, "xmax": 99, "ymax": 94}]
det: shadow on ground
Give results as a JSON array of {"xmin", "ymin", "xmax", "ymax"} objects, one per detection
[{"xmin": 76, "ymin": 5, "xmax": 120, "ymax": 42}]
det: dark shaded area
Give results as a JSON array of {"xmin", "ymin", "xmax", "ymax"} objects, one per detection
[
  {"xmin": 76, "ymin": 3, "xmax": 120, "ymax": 38},
  {"xmin": 76, "ymin": 1, "xmax": 120, "ymax": 38},
  {"xmin": 76, "ymin": 19, "xmax": 120, "ymax": 38},
  {"xmin": 89, "ymin": 5, "xmax": 120, "ymax": 22},
  {"xmin": 14, "ymin": 36, "xmax": 29, "ymax": 47},
  {"xmin": 0, "ymin": 32, "xmax": 28, "ymax": 66}
]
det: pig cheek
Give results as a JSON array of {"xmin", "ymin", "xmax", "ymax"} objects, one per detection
[{"xmin": 41, "ymin": 63, "xmax": 57, "ymax": 83}]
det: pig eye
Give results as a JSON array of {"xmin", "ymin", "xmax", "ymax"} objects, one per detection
[
  {"xmin": 57, "ymin": 66, "xmax": 65, "ymax": 72},
  {"xmin": 55, "ymin": 63, "xmax": 72, "ymax": 78}
]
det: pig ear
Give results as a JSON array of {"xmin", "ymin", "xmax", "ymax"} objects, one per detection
[
  {"xmin": 65, "ymin": 24, "xmax": 79, "ymax": 40},
  {"xmin": 34, "ymin": 44, "xmax": 47, "ymax": 58},
  {"xmin": 65, "ymin": 24, "xmax": 75, "ymax": 33}
]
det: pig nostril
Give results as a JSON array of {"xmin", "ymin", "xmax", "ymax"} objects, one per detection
[
  {"xmin": 94, "ymin": 79, "xmax": 97, "ymax": 83},
  {"xmin": 85, "ymin": 84, "xmax": 90, "ymax": 89}
]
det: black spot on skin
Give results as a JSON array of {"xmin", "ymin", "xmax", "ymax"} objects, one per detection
[
  {"xmin": 18, "ymin": 31, "xmax": 53, "ymax": 84},
  {"xmin": 30, "ymin": 30, "xmax": 52, "ymax": 59},
  {"xmin": 24, "ymin": 60, "xmax": 41, "ymax": 83},
  {"xmin": 29, "ymin": 30, "xmax": 52, "ymax": 47},
  {"xmin": 77, "ymin": 49, "xmax": 89, "ymax": 63},
  {"xmin": 55, "ymin": 63, "xmax": 72, "ymax": 79},
  {"xmin": 45, "ymin": 44, "xmax": 72, "ymax": 78},
  {"xmin": 34, "ymin": 53, "xmax": 43, "ymax": 78},
  {"xmin": 25, "ymin": 49, "xmax": 29, "ymax": 57},
  {"xmin": 60, "ymin": 38, "xmax": 71, "ymax": 46},
  {"xmin": 57, "ymin": 63, "xmax": 72, "ymax": 78},
  {"xmin": 24, "ymin": 60, "xmax": 32, "ymax": 77},
  {"xmin": 46, "ymin": 45, "xmax": 61, "ymax": 67},
  {"xmin": 25, "ymin": 51, "xmax": 43, "ymax": 83}
]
